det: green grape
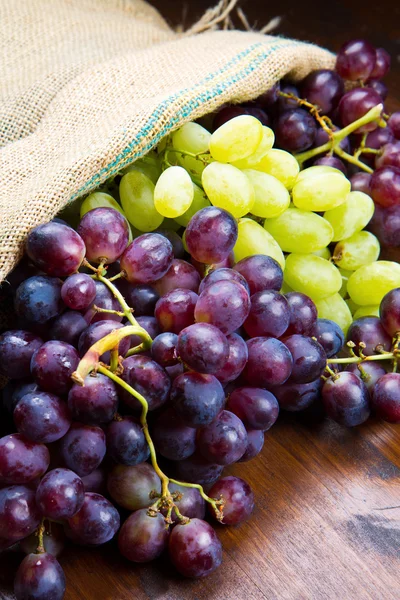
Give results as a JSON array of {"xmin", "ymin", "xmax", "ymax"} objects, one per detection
[
  {"xmin": 284, "ymin": 254, "xmax": 342, "ymax": 300},
  {"xmin": 280, "ymin": 281, "xmax": 294, "ymax": 294},
  {"xmin": 157, "ymin": 135, "xmax": 169, "ymax": 154},
  {"xmin": 182, "ymin": 229, "xmax": 189, "ymax": 253},
  {"xmin": 234, "ymin": 218, "xmax": 285, "ymax": 269},
  {"xmin": 338, "ymin": 268, "xmax": 352, "ymax": 298},
  {"xmin": 154, "ymin": 166, "xmax": 194, "ymax": 218},
  {"xmin": 160, "ymin": 218, "xmax": 182, "ymax": 232},
  {"xmin": 263, "ymin": 207, "xmax": 333, "ymax": 253},
  {"xmin": 120, "ymin": 171, "xmax": 164, "ymax": 232},
  {"xmin": 333, "ymin": 231, "xmax": 380, "ymax": 271},
  {"xmin": 345, "ymin": 297, "xmax": 360, "ymax": 315},
  {"xmin": 292, "ymin": 172, "xmax": 351, "ymax": 211},
  {"xmin": 80, "ymin": 192, "xmax": 125, "ymax": 218},
  {"xmin": 347, "ymin": 261, "xmax": 400, "ymax": 306},
  {"xmin": 209, "ymin": 115, "xmax": 263, "ymax": 163},
  {"xmin": 172, "ymin": 122, "xmax": 211, "ymax": 181},
  {"xmin": 353, "ymin": 305, "xmax": 380, "ymax": 319},
  {"xmin": 174, "ymin": 183, "xmax": 210, "ymax": 227},
  {"xmin": 122, "ymin": 152, "xmax": 161, "ymax": 184},
  {"xmin": 323, "ymin": 191, "xmax": 374, "ymax": 241},
  {"xmin": 315, "ymin": 293, "xmax": 353, "ymax": 335},
  {"xmin": 296, "ymin": 165, "xmax": 342, "ymax": 183},
  {"xmin": 313, "ymin": 247, "xmax": 331, "ymax": 260},
  {"xmin": 256, "ymin": 149, "xmax": 300, "ymax": 189},
  {"xmin": 202, "ymin": 162, "xmax": 255, "ymax": 218},
  {"xmin": 242, "ymin": 170, "xmax": 290, "ymax": 218},
  {"xmin": 231, "ymin": 126, "xmax": 275, "ymax": 169}
]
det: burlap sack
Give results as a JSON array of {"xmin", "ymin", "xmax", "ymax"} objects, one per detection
[{"xmin": 0, "ymin": 0, "xmax": 335, "ymax": 284}]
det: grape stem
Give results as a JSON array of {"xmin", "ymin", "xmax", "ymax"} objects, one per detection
[
  {"xmin": 277, "ymin": 91, "xmax": 334, "ymax": 134},
  {"xmin": 36, "ymin": 519, "xmax": 46, "ymax": 554},
  {"xmin": 327, "ymin": 352, "xmax": 395, "ymax": 365}
]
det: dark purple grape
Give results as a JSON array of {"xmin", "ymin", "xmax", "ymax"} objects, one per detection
[
  {"xmin": 214, "ymin": 332, "xmax": 248, "ymax": 384},
  {"xmin": 68, "ymin": 374, "xmax": 118, "ymax": 424},
  {"xmin": 78, "ymin": 207, "xmax": 129, "ymax": 263},
  {"xmin": 300, "ymin": 69, "xmax": 344, "ymax": 114},
  {"xmin": 346, "ymin": 316, "xmax": 391, "ymax": 356},
  {"xmin": 375, "ymin": 142, "xmax": 400, "ymax": 170},
  {"xmin": 119, "ymin": 510, "xmax": 169, "ymax": 563},
  {"xmin": 314, "ymin": 156, "xmax": 347, "ymax": 175},
  {"xmin": 369, "ymin": 47, "xmax": 391, "ymax": 80},
  {"xmin": 20, "ymin": 522, "xmax": 65, "ymax": 557},
  {"xmin": 0, "ymin": 330, "xmax": 43, "ymax": 379},
  {"xmin": 368, "ymin": 202, "xmax": 400, "ymax": 246},
  {"xmin": 81, "ymin": 467, "xmax": 107, "ymax": 495},
  {"xmin": 199, "ymin": 267, "xmax": 250, "ymax": 295},
  {"xmin": 171, "ymin": 371, "xmax": 225, "ymax": 428},
  {"xmin": 191, "ymin": 253, "xmax": 234, "ymax": 277},
  {"xmin": 15, "ymin": 276, "xmax": 63, "ymax": 324},
  {"xmin": 107, "ymin": 463, "xmax": 161, "ymax": 510},
  {"xmin": 238, "ymin": 429, "xmax": 264, "ymax": 462},
  {"xmin": 84, "ymin": 280, "xmax": 123, "ymax": 324},
  {"xmin": 185, "ymin": 207, "xmax": 238, "ymax": 265},
  {"xmin": 244, "ymin": 290, "xmax": 290, "ymax": 338},
  {"xmin": 169, "ymin": 518, "xmax": 222, "ymax": 578},
  {"xmin": 120, "ymin": 233, "xmax": 174, "ymax": 283},
  {"xmin": 0, "ymin": 434, "xmax": 49, "ymax": 485},
  {"xmin": 345, "ymin": 361, "xmax": 386, "ymax": 392},
  {"xmin": 153, "ymin": 259, "xmax": 200, "ymax": 295},
  {"xmin": 371, "ymin": 373, "xmax": 400, "ymax": 423},
  {"xmin": 213, "ymin": 105, "xmax": 252, "ymax": 130},
  {"xmin": 31, "ymin": 340, "xmax": 79, "ymax": 395},
  {"xmin": 338, "ymin": 87, "xmax": 382, "ymax": 133},
  {"xmin": 174, "ymin": 452, "xmax": 224, "ymax": 486},
  {"xmin": 209, "ymin": 476, "xmax": 254, "ymax": 525},
  {"xmin": 195, "ymin": 280, "xmax": 250, "ymax": 335},
  {"xmin": 61, "ymin": 273, "xmax": 96, "ymax": 310},
  {"xmin": 270, "ymin": 379, "xmax": 321, "ymax": 411},
  {"xmin": 6, "ymin": 257, "xmax": 43, "ymax": 295},
  {"xmin": 78, "ymin": 321, "xmax": 130, "ymax": 362},
  {"xmin": 243, "ymin": 337, "xmax": 293, "ymax": 387},
  {"xmin": 155, "ymin": 289, "xmax": 198, "ymax": 334},
  {"xmin": 233, "ymin": 254, "xmax": 283, "ymax": 295},
  {"xmin": 197, "ymin": 410, "xmax": 247, "ymax": 465},
  {"xmin": 165, "ymin": 362, "xmax": 184, "ymax": 381},
  {"xmin": 243, "ymin": 105, "xmax": 270, "ymax": 126},
  {"xmin": 106, "ymin": 417, "xmax": 149, "ymax": 466},
  {"xmin": 124, "ymin": 284, "xmax": 159, "ymax": 316},
  {"xmin": 152, "ymin": 407, "xmax": 196, "ymax": 461},
  {"xmin": 65, "ymin": 492, "xmax": 120, "ymax": 545},
  {"xmin": 49, "ymin": 311, "xmax": 88, "ymax": 346},
  {"xmin": 284, "ymin": 292, "xmax": 318, "ymax": 336},
  {"xmin": 312, "ymin": 318, "xmax": 345, "ymax": 358},
  {"xmin": 14, "ymin": 552, "xmax": 66, "ymax": 600},
  {"xmin": 14, "ymin": 391, "xmax": 71, "ymax": 443},
  {"xmin": 36, "ymin": 468, "xmax": 85, "ymax": 520},
  {"xmin": 177, "ymin": 323, "xmax": 228, "ymax": 374},
  {"xmin": 282, "ymin": 335, "xmax": 327, "ymax": 384},
  {"xmin": 388, "ymin": 112, "xmax": 400, "ymax": 139},
  {"xmin": 151, "ymin": 332, "xmax": 178, "ymax": 367},
  {"xmin": 58, "ymin": 423, "xmax": 106, "ymax": 477},
  {"xmin": 313, "ymin": 126, "xmax": 351, "ymax": 153},
  {"xmin": 322, "ymin": 372, "xmax": 370, "ymax": 426},
  {"xmin": 26, "ymin": 221, "xmax": 85, "ymax": 277},
  {"xmin": 335, "ymin": 39, "xmax": 376, "ymax": 81},
  {"xmin": 1, "ymin": 380, "xmax": 38, "ymax": 415},
  {"xmin": 258, "ymin": 82, "xmax": 280, "ymax": 108},
  {"xmin": 367, "ymin": 80, "xmax": 388, "ymax": 100},
  {"xmin": 120, "ymin": 355, "xmax": 171, "ymax": 412},
  {"xmin": 129, "ymin": 315, "xmax": 160, "ymax": 349},
  {"xmin": 155, "ymin": 228, "xmax": 184, "ymax": 257},
  {"xmin": 0, "ymin": 485, "xmax": 41, "ymax": 542},
  {"xmin": 227, "ymin": 387, "xmax": 279, "ymax": 430},
  {"xmin": 350, "ymin": 172, "xmax": 372, "ymax": 194},
  {"xmin": 380, "ymin": 288, "xmax": 400, "ymax": 336},
  {"xmin": 276, "ymin": 83, "xmax": 300, "ymax": 111},
  {"xmin": 162, "ymin": 482, "xmax": 205, "ymax": 523},
  {"xmin": 274, "ymin": 108, "xmax": 316, "ymax": 152}
]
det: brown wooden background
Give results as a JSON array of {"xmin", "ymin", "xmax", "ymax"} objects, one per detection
[{"xmin": 1, "ymin": 1, "xmax": 399, "ymax": 599}]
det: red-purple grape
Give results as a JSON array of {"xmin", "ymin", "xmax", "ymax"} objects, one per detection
[
  {"xmin": 61, "ymin": 273, "xmax": 96, "ymax": 310},
  {"xmin": 388, "ymin": 112, "xmax": 400, "ymax": 139},
  {"xmin": 227, "ymin": 387, "xmax": 279, "ymax": 430},
  {"xmin": 368, "ymin": 202, "xmax": 400, "ymax": 246},
  {"xmin": 244, "ymin": 290, "xmax": 289, "ymax": 338},
  {"xmin": 300, "ymin": 69, "xmax": 344, "ymax": 114},
  {"xmin": 14, "ymin": 391, "xmax": 71, "ymax": 443},
  {"xmin": 78, "ymin": 207, "xmax": 129, "ymax": 263},
  {"xmin": 233, "ymin": 254, "xmax": 283, "ymax": 295},
  {"xmin": 84, "ymin": 280, "xmax": 123, "ymax": 324},
  {"xmin": 0, "ymin": 330, "xmax": 43, "ymax": 379},
  {"xmin": 345, "ymin": 361, "xmax": 386, "ymax": 392},
  {"xmin": 171, "ymin": 371, "xmax": 225, "ymax": 428},
  {"xmin": 0, "ymin": 434, "xmax": 49, "ymax": 485},
  {"xmin": 380, "ymin": 288, "xmax": 400, "ymax": 336},
  {"xmin": 153, "ymin": 259, "xmax": 200, "ymax": 295},
  {"xmin": 368, "ymin": 80, "xmax": 388, "ymax": 100},
  {"xmin": 276, "ymin": 83, "xmax": 300, "ymax": 111},
  {"xmin": 68, "ymin": 374, "xmax": 118, "ymax": 424},
  {"xmin": 177, "ymin": 323, "xmax": 229, "ymax": 374},
  {"xmin": 350, "ymin": 172, "xmax": 372, "ymax": 194},
  {"xmin": 242, "ymin": 337, "xmax": 293, "ymax": 387},
  {"xmin": 369, "ymin": 47, "xmax": 391, "ymax": 80},
  {"xmin": 14, "ymin": 552, "xmax": 66, "ymax": 600},
  {"xmin": 284, "ymin": 292, "xmax": 318, "ymax": 336},
  {"xmin": 281, "ymin": 335, "xmax": 327, "ymax": 384},
  {"xmin": 65, "ymin": 492, "xmax": 120, "ymax": 545},
  {"xmin": 15, "ymin": 276, "xmax": 63, "ymax": 324},
  {"xmin": 120, "ymin": 355, "xmax": 171, "ymax": 412},
  {"xmin": 169, "ymin": 518, "xmax": 222, "ymax": 578},
  {"xmin": 375, "ymin": 142, "xmax": 400, "ymax": 170},
  {"xmin": 314, "ymin": 156, "xmax": 347, "ymax": 174},
  {"xmin": 238, "ymin": 429, "xmax": 264, "ymax": 462},
  {"xmin": 156, "ymin": 229, "xmax": 185, "ymax": 259},
  {"xmin": 335, "ymin": 39, "xmax": 376, "ymax": 81},
  {"xmin": 346, "ymin": 316, "xmax": 392, "ymax": 356},
  {"xmin": 274, "ymin": 108, "xmax": 316, "ymax": 152},
  {"xmin": 322, "ymin": 372, "xmax": 370, "ymax": 426},
  {"xmin": 106, "ymin": 416, "xmax": 149, "ymax": 466},
  {"xmin": 107, "ymin": 463, "xmax": 161, "ymax": 510},
  {"xmin": 152, "ymin": 407, "xmax": 196, "ymax": 461},
  {"xmin": 36, "ymin": 468, "xmax": 85, "ymax": 520},
  {"xmin": 0, "ymin": 485, "xmax": 41, "ymax": 542},
  {"xmin": 151, "ymin": 332, "xmax": 179, "ymax": 367},
  {"xmin": 338, "ymin": 87, "xmax": 382, "ymax": 133},
  {"xmin": 197, "ymin": 410, "xmax": 247, "ymax": 465},
  {"xmin": 371, "ymin": 373, "xmax": 400, "ymax": 423},
  {"xmin": 270, "ymin": 379, "xmax": 321, "ymax": 412},
  {"xmin": 209, "ymin": 476, "xmax": 254, "ymax": 525},
  {"xmin": 120, "ymin": 233, "xmax": 174, "ymax": 283},
  {"xmin": 185, "ymin": 207, "xmax": 238, "ymax": 265},
  {"xmin": 118, "ymin": 510, "xmax": 169, "ymax": 563},
  {"xmin": 214, "ymin": 332, "xmax": 248, "ymax": 384},
  {"xmin": 49, "ymin": 311, "xmax": 88, "ymax": 346},
  {"xmin": 155, "ymin": 289, "xmax": 198, "ymax": 334},
  {"xmin": 199, "ymin": 267, "xmax": 250, "ymax": 295},
  {"xmin": 58, "ymin": 423, "xmax": 106, "ymax": 477},
  {"xmin": 195, "ymin": 280, "xmax": 250, "ymax": 335},
  {"xmin": 31, "ymin": 340, "xmax": 79, "ymax": 395},
  {"xmin": 26, "ymin": 221, "xmax": 85, "ymax": 277}
]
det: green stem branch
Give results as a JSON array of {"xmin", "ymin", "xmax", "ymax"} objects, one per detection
[{"xmin": 327, "ymin": 352, "xmax": 394, "ymax": 365}]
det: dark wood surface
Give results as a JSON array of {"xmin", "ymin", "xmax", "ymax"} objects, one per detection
[{"xmin": 2, "ymin": 2, "xmax": 400, "ymax": 599}]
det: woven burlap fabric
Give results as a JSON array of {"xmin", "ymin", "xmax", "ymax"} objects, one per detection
[{"xmin": 0, "ymin": 0, "xmax": 335, "ymax": 283}]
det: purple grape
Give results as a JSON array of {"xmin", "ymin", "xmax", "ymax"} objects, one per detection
[
  {"xmin": 169, "ymin": 518, "xmax": 222, "ymax": 578},
  {"xmin": 165, "ymin": 362, "xmax": 184, "ymax": 382},
  {"xmin": 155, "ymin": 289, "xmax": 198, "ymax": 334},
  {"xmin": 0, "ymin": 434, "xmax": 49, "ymax": 485},
  {"xmin": 118, "ymin": 510, "xmax": 169, "ymax": 563},
  {"xmin": 49, "ymin": 311, "xmax": 88, "ymax": 346},
  {"xmin": 107, "ymin": 463, "xmax": 161, "ymax": 510},
  {"xmin": 335, "ymin": 39, "xmax": 376, "ymax": 81},
  {"xmin": 364, "ymin": 125, "xmax": 395, "ymax": 154},
  {"xmin": 243, "ymin": 337, "xmax": 293, "ymax": 387},
  {"xmin": 282, "ymin": 335, "xmax": 327, "ymax": 384},
  {"xmin": 209, "ymin": 476, "xmax": 254, "ymax": 525},
  {"xmin": 258, "ymin": 82, "xmax": 280, "ymax": 108},
  {"xmin": 26, "ymin": 221, "xmax": 85, "ymax": 277},
  {"xmin": 36, "ymin": 468, "xmax": 85, "ymax": 520},
  {"xmin": 270, "ymin": 379, "xmax": 321, "ymax": 411},
  {"xmin": 388, "ymin": 112, "xmax": 400, "ymax": 139},
  {"xmin": 106, "ymin": 417, "xmax": 149, "ymax": 466},
  {"xmin": 61, "ymin": 273, "xmax": 96, "ymax": 310},
  {"xmin": 238, "ymin": 429, "xmax": 264, "ymax": 462},
  {"xmin": 312, "ymin": 318, "xmax": 345, "ymax": 358},
  {"xmin": 380, "ymin": 288, "xmax": 400, "ymax": 336},
  {"xmin": 185, "ymin": 207, "xmax": 238, "ymax": 265},
  {"xmin": 367, "ymin": 80, "xmax": 388, "ymax": 101},
  {"xmin": 151, "ymin": 332, "xmax": 178, "ymax": 367},
  {"xmin": 81, "ymin": 467, "xmax": 107, "ymax": 495},
  {"xmin": 120, "ymin": 355, "xmax": 171, "ymax": 412},
  {"xmin": 244, "ymin": 290, "xmax": 290, "ymax": 338},
  {"xmin": 368, "ymin": 202, "xmax": 400, "ymax": 246},
  {"xmin": 20, "ymin": 522, "xmax": 65, "ymax": 557},
  {"xmin": 346, "ymin": 316, "xmax": 392, "ymax": 356},
  {"xmin": 78, "ymin": 321, "xmax": 130, "ymax": 362},
  {"xmin": 84, "ymin": 280, "xmax": 123, "ymax": 324},
  {"xmin": 31, "ymin": 340, "xmax": 79, "ymax": 395},
  {"xmin": 162, "ymin": 482, "xmax": 205, "ymax": 523},
  {"xmin": 1, "ymin": 380, "xmax": 38, "ymax": 415},
  {"xmin": 350, "ymin": 172, "xmax": 372, "ymax": 194},
  {"xmin": 322, "ymin": 372, "xmax": 370, "ymax": 426},
  {"xmin": 199, "ymin": 267, "xmax": 249, "ymax": 295},
  {"xmin": 338, "ymin": 88, "xmax": 382, "ymax": 133},
  {"xmin": 369, "ymin": 47, "xmax": 391, "ymax": 80},
  {"xmin": 152, "ymin": 407, "xmax": 196, "ymax": 461},
  {"xmin": 314, "ymin": 156, "xmax": 347, "ymax": 175},
  {"xmin": 15, "ymin": 276, "xmax": 63, "ymax": 324},
  {"xmin": 371, "ymin": 373, "xmax": 400, "ymax": 423},
  {"xmin": 58, "ymin": 423, "xmax": 106, "ymax": 477},
  {"xmin": 300, "ymin": 69, "xmax": 344, "ymax": 114},
  {"xmin": 197, "ymin": 410, "xmax": 247, "ymax": 465},
  {"xmin": 243, "ymin": 105, "xmax": 270, "ymax": 125},
  {"xmin": 6, "ymin": 257, "xmax": 43, "ymax": 294},
  {"xmin": 212, "ymin": 105, "xmax": 252, "ymax": 130},
  {"xmin": 14, "ymin": 552, "xmax": 66, "ymax": 600},
  {"xmin": 274, "ymin": 108, "xmax": 316, "ymax": 152},
  {"xmin": 68, "ymin": 374, "xmax": 118, "ymax": 424},
  {"xmin": 171, "ymin": 371, "xmax": 225, "ymax": 428},
  {"xmin": 276, "ymin": 83, "xmax": 300, "ymax": 111},
  {"xmin": 313, "ymin": 126, "xmax": 351, "ymax": 153},
  {"xmin": 14, "ymin": 391, "xmax": 71, "ymax": 443},
  {"xmin": 78, "ymin": 207, "xmax": 129, "ymax": 263},
  {"xmin": 153, "ymin": 259, "xmax": 200, "ymax": 295},
  {"xmin": 120, "ymin": 233, "xmax": 174, "ymax": 283},
  {"xmin": 284, "ymin": 292, "xmax": 318, "ymax": 336},
  {"xmin": 233, "ymin": 254, "xmax": 283, "ymax": 295},
  {"xmin": 345, "ymin": 361, "xmax": 386, "ymax": 392},
  {"xmin": 124, "ymin": 284, "xmax": 159, "ymax": 316},
  {"xmin": 0, "ymin": 485, "xmax": 41, "ymax": 542},
  {"xmin": 156, "ymin": 229, "xmax": 185, "ymax": 258},
  {"xmin": 195, "ymin": 280, "xmax": 250, "ymax": 335},
  {"xmin": 0, "ymin": 330, "xmax": 43, "ymax": 379},
  {"xmin": 65, "ymin": 492, "xmax": 120, "ymax": 545},
  {"xmin": 191, "ymin": 253, "xmax": 234, "ymax": 277},
  {"xmin": 177, "ymin": 323, "xmax": 228, "ymax": 374},
  {"xmin": 129, "ymin": 315, "xmax": 160, "ymax": 348},
  {"xmin": 375, "ymin": 142, "xmax": 400, "ymax": 170},
  {"xmin": 227, "ymin": 387, "xmax": 279, "ymax": 430},
  {"xmin": 214, "ymin": 332, "xmax": 248, "ymax": 384}
]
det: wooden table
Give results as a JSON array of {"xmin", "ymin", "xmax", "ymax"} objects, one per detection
[{"xmin": 1, "ymin": 1, "xmax": 400, "ymax": 599}]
